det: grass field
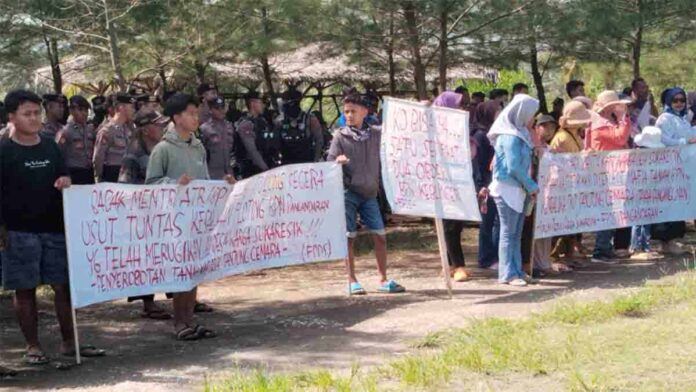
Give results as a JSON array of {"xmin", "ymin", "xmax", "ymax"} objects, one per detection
[{"xmin": 204, "ymin": 269, "xmax": 696, "ymax": 392}]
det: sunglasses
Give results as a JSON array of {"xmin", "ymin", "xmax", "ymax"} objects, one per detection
[{"xmin": 673, "ymin": 98, "xmax": 686, "ymax": 103}]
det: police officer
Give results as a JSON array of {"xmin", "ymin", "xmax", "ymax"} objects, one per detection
[
  {"xmin": 40, "ymin": 94, "xmax": 67, "ymax": 139},
  {"xmin": 137, "ymin": 94, "xmax": 162, "ymax": 115},
  {"xmin": 90, "ymin": 95, "xmax": 108, "ymax": 129},
  {"xmin": 55, "ymin": 95, "xmax": 97, "ymax": 185},
  {"xmin": 235, "ymin": 92, "xmax": 279, "ymax": 178},
  {"xmin": 93, "ymin": 93, "xmax": 135, "ymax": 183},
  {"xmin": 275, "ymin": 87, "xmax": 323, "ymax": 165},
  {"xmin": 199, "ymin": 97, "xmax": 235, "ymax": 180},
  {"xmin": 197, "ymin": 83, "xmax": 218, "ymax": 125},
  {"xmin": 119, "ymin": 111, "xmax": 169, "ymax": 184}
]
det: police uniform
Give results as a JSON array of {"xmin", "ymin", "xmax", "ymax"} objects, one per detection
[
  {"xmin": 93, "ymin": 94, "xmax": 135, "ymax": 183},
  {"xmin": 40, "ymin": 94, "xmax": 67, "ymax": 139},
  {"xmin": 235, "ymin": 111, "xmax": 279, "ymax": 178},
  {"xmin": 56, "ymin": 96, "xmax": 96, "ymax": 184},
  {"xmin": 276, "ymin": 89, "xmax": 324, "ymax": 165},
  {"xmin": 199, "ymin": 97, "xmax": 235, "ymax": 179}
]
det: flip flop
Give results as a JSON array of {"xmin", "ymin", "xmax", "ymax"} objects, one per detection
[
  {"xmin": 141, "ymin": 309, "xmax": 172, "ymax": 320},
  {"xmin": 378, "ymin": 280, "xmax": 406, "ymax": 293},
  {"xmin": 23, "ymin": 351, "xmax": 49, "ymax": 366},
  {"xmin": 62, "ymin": 345, "xmax": 106, "ymax": 358},
  {"xmin": 194, "ymin": 302, "xmax": 214, "ymax": 313},
  {"xmin": 349, "ymin": 282, "xmax": 366, "ymax": 295},
  {"xmin": 193, "ymin": 324, "xmax": 217, "ymax": 339},
  {"xmin": 176, "ymin": 326, "xmax": 200, "ymax": 341},
  {"xmin": 0, "ymin": 365, "xmax": 17, "ymax": 378}
]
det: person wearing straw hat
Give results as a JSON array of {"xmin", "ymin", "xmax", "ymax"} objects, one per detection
[
  {"xmin": 629, "ymin": 126, "xmax": 666, "ymax": 261},
  {"xmin": 547, "ymin": 101, "xmax": 593, "ymax": 270},
  {"xmin": 587, "ymin": 90, "xmax": 632, "ymax": 264}
]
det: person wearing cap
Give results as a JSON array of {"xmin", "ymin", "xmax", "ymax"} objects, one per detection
[
  {"xmin": 629, "ymin": 126, "xmax": 665, "ymax": 261},
  {"xmin": 275, "ymin": 87, "xmax": 324, "ymax": 165},
  {"xmin": 585, "ymin": 91, "xmax": 633, "ymax": 264},
  {"xmin": 118, "ymin": 111, "xmax": 172, "ymax": 319},
  {"xmin": 55, "ymin": 96, "xmax": 97, "ymax": 185},
  {"xmin": 146, "ymin": 93, "xmax": 235, "ymax": 340},
  {"xmin": 235, "ymin": 92, "xmax": 279, "ymax": 178},
  {"xmin": 199, "ymin": 96, "xmax": 236, "ymax": 179},
  {"xmin": 197, "ymin": 83, "xmax": 218, "ymax": 125},
  {"xmin": 328, "ymin": 93, "xmax": 405, "ymax": 295},
  {"xmin": 40, "ymin": 94, "xmax": 67, "ymax": 139},
  {"xmin": 138, "ymin": 94, "xmax": 162, "ymax": 115},
  {"xmin": 93, "ymin": 93, "xmax": 135, "ymax": 183},
  {"xmin": 89, "ymin": 95, "xmax": 108, "ymax": 129}
]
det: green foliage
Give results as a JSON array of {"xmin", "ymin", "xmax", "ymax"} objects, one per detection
[{"xmin": 458, "ymin": 69, "xmax": 533, "ymax": 96}]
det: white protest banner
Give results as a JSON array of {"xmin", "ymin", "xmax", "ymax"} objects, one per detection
[
  {"xmin": 380, "ymin": 97, "xmax": 481, "ymax": 221},
  {"xmin": 534, "ymin": 146, "xmax": 694, "ymax": 239},
  {"xmin": 64, "ymin": 162, "xmax": 347, "ymax": 308}
]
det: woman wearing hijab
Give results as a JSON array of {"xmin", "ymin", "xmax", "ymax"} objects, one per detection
[
  {"xmin": 472, "ymin": 100, "xmax": 502, "ymax": 269},
  {"xmin": 653, "ymin": 87, "xmax": 696, "ymax": 255},
  {"xmin": 488, "ymin": 94, "xmax": 539, "ymax": 287},
  {"xmin": 432, "ymin": 91, "xmax": 476, "ymax": 281}
]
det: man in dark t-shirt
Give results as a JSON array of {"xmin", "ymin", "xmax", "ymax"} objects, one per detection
[{"xmin": 0, "ymin": 90, "xmax": 104, "ymax": 364}]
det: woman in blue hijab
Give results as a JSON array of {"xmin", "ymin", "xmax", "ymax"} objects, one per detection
[{"xmin": 656, "ymin": 87, "xmax": 696, "ymax": 146}]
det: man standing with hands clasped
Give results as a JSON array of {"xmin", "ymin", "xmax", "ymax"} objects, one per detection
[
  {"xmin": 146, "ymin": 93, "xmax": 235, "ymax": 340},
  {"xmin": 0, "ymin": 90, "xmax": 104, "ymax": 364},
  {"xmin": 327, "ymin": 93, "xmax": 405, "ymax": 295}
]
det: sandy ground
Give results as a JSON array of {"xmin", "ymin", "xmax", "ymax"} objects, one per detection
[{"xmin": 0, "ymin": 225, "xmax": 692, "ymax": 392}]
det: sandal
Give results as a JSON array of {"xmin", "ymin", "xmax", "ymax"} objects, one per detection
[
  {"xmin": 349, "ymin": 282, "xmax": 366, "ymax": 295},
  {"xmin": 175, "ymin": 325, "xmax": 199, "ymax": 341},
  {"xmin": 194, "ymin": 302, "xmax": 214, "ymax": 313},
  {"xmin": 141, "ymin": 309, "xmax": 172, "ymax": 320},
  {"xmin": 378, "ymin": 280, "xmax": 406, "ymax": 293},
  {"xmin": 193, "ymin": 324, "xmax": 217, "ymax": 339},
  {"xmin": 23, "ymin": 351, "xmax": 49, "ymax": 366},
  {"xmin": 0, "ymin": 365, "xmax": 17, "ymax": 378},
  {"xmin": 62, "ymin": 345, "xmax": 106, "ymax": 358}
]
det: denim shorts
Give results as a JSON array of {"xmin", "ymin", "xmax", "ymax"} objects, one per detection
[
  {"xmin": 1, "ymin": 231, "xmax": 68, "ymax": 290},
  {"xmin": 345, "ymin": 190, "xmax": 385, "ymax": 238}
]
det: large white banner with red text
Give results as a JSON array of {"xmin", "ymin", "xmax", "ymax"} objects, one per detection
[
  {"xmin": 381, "ymin": 97, "xmax": 481, "ymax": 221},
  {"xmin": 64, "ymin": 162, "xmax": 347, "ymax": 308},
  {"xmin": 534, "ymin": 146, "xmax": 694, "ymax": 239}
]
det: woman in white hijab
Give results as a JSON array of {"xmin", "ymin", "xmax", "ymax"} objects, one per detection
[{"xmin": 488, "ymin": 94, "xmax": 540, "ymax": 286}]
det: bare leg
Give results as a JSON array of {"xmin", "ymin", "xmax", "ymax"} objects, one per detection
[
  {"xmin": 14, "ymin": 288, "xmax": 41, "ymax": 352},
  {"xmin": 51, "ymin": 284, "xmax": 75, "ymax": 353},
  {"xmin": 373, "ymin": 234, "xmax": 388, "ymax": 283},
  {"xmin": 345, "ymin": 238, "xmax": 357, "ymax": 283},
  {"xmin": 173, "ymin": 290, "xmax": 195, "ymax": 331}
]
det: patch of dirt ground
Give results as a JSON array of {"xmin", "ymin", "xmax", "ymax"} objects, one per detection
[{"xmin": 1, "ymin": 224, "xmax": 694, "ymax": 391}]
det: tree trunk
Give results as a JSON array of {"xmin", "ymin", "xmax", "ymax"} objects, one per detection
[
  {"xmin": 529, "ymin": 38, "xmax": 547, "ymax": 113},
  {"xmin": 260, "ymin": 7, "xmax": 277, "ymax": 109},
  {"xmin": 43, "ymin": 35, "xmax": 62, "ymax": 93},
  {"xmin": 103, "ymin": 0, "xmax": 126, "ymax": 92},
  {"xmin": 403, "ymin": 1, "xmax": 427, "ymax": 100},
  {"xmin": 158, "ymin": 66, "xmax": 167, "ymax": 94},
  {"xmin": 387, "ymin": 15, "xmax": 396, "ymax": 95},
  {"xmin": 631, "ymin": 26, "xmax": 642, "ymax": 79},
  {"xmin": 438, "ymin": 9, "xmax": 448, "ymax": 93},
  {"xmin": 194, "ymin": 62, "xmax": 207, "ymax": 83}
]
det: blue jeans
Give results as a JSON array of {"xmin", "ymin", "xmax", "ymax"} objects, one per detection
[
  {"xmin": 344, "ymin": 190, "xmax": 385, "ymax": 238},
  {"xmin": 494, "ymin": 197, "xmax": 525, "ymax": 283},
  {"xmin": 593, "ymin": 230, "xmax": 615, "ymax": 258},
  {"xmin": 478, "ymin": 196, "xmax": 500, "ymax": 268},
  {"xmin": 630, "ymin": 225, "xmax": 651, "ymax": 252}
]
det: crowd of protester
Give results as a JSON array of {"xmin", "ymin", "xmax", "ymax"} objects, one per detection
[{"xmin": 1, "ymin": 76, "xmax": 695, "ymax": 375}]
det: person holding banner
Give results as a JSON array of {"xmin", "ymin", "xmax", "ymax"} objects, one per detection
[
  {"xmin": 487, "ymin": 94, "xmax": 540, "ymax": 287},
  {"xmin": 146, "ymin": 93, "xmax": 236, "ymax": 340},
  {"xmin": 0, "ymin": 90, "xmax": 105, "ymax": 363},
  {"xmin": 328, "ymin": 93, "xmax": 405, "ymax": 295},
  {"xmin": 652, "ymin": 87, "xmax": 696, "ymax": 255},
  {"xmin": 432, "ymin": 91, "xmax": 477, "ymax": 281},
  {"xmin": 587, "ymin": 91, "xmax": 632, "ymax": 263}
]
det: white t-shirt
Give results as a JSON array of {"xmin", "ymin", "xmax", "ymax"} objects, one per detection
[{"xmin": 489, "ymin": 179, "xmax": 526, "ymax": 213}]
